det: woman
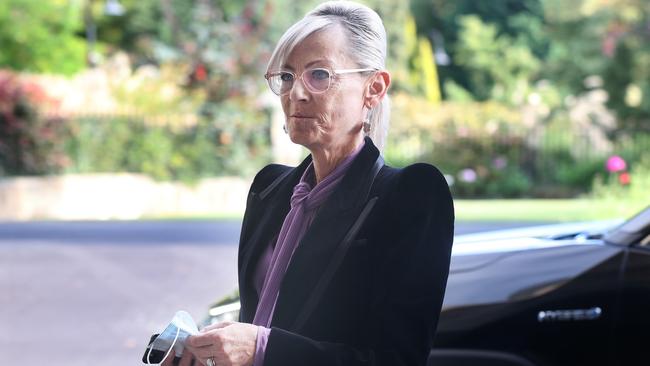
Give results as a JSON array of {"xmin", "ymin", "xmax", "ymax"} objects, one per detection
[{"xmin": 172, "ymin": 2, "xmax": 454, "ymax": 365}]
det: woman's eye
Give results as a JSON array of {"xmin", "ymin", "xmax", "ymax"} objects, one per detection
[
  {"xmin": 311, "ymin": 69, "xmax": 330, "ymax": 80},
  {"xmin": 279, "ymin": 72, "xmax": 294, "ymax": 82}
]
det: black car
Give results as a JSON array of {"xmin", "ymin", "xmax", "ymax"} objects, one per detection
[{"xmin": 205, "ymin": 205, "xmax": 650, "ymax": 366}]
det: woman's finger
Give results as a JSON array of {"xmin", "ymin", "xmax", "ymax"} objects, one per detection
[
  {"xmin": 178, "ymin": 350, "xmax": 195, "ymax": 366},
  {"xmin": 201, "ymin": 321, "xmax": 234, "ymax": 332},
  {"xmin": 186, "ymin": 336, "xmax": 222, "ymax": 359},
  {"xmin": 187, "ymin": 334, "xmax": 211, "ymax": 348},
  {"xmin": 160, "ymin": 354, "xmax": 175, "ymax": 366},
  {"xmin": 187, "ymin": 343, "xmax": 218, "ymax": 359}
]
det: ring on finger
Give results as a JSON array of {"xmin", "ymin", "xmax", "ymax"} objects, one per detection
[{"xmin": 206, "ymin": 357, "xmax": 215, "ymax": 366}]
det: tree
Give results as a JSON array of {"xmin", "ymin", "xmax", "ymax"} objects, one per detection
[
  {"xmin": 542, "ymin": 0, "xmax": 650, "ymax": 131},
  {"xmin": 0, "ymin": 0, "xmax": 86, "ymax": 75},
  {"xmin": 410, "ymin": 0, "xmax": 546, "ymax": 99},
  {"xmin": 454, "ymin": 15, "xmax": 541, "ymax": 104}
]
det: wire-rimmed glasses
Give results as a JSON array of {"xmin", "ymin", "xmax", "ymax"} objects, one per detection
[{"xmin": 264, "ymin": 67, "xmax": 376, "ymax": 96}]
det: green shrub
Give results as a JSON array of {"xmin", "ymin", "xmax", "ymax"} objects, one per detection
[
  {"xmin": 385, "ymin": 93, "xmax": 646, "ymax": 198},
  {"xmin": 201, "ymin": 98, "xmax": 272, "ymax": 177},
  {"xmin": 431, "ymin": 133, "xmax": 533, "ymax": 198},
  {"xmin": 66, "ymin": 115, "xmax": 133, "ymax": 173},
  {"xmin": 485, "ymin": 166, "xmax": 533, "ymax": 198},
  {"xmin": 387, "ymin": 93, "xmax": 535, "ymax": 198},
  {"xmin": 64, "ymin": 99, "xmax": 271, "ymax": 182},
  {"xmin": 124, "ymin": 123, "xmax": 176, "ymax": 180},
  {"xmin": 591, "ymin": 156, "xmax": 650, "ymax": 204},
  {"xmin": 0, "ymin": 71, "xmax": 70, "ymax": 175}
]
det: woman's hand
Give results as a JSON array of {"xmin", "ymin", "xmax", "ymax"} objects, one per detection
[
  {"xmin": 185, "ymin": 321, "xmax": 258, "ymax": 366},
  {"xmin": 160, "ymin": 349, "xmax": 195, "ymax": 366}
]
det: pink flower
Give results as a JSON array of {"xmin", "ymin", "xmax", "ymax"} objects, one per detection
[
  {"xmin": 194, "ymin": 64, "xmax": 207, "ymax": 82},
  {"xmin": 619, "ymin": 172, "xmax": 631, "ymax": 185},
  {"xmin": 459, "ymin": 168, "xmax": 477, "ymax": 183},
  {"xmin": 606, "ymin": 155, "xmax": 627, "ymax": 173},
  {"xmin": 493, "ymin": 156, "xmax": 507, "ymax": 170}
]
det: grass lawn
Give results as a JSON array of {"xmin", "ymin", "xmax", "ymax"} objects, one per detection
[
  {"xmin": 454, "ymin": 199, "xmax": 648, "ymax": 222},
  {"xmin": 145, "ymin": 199, "xmax": 648, "ymax": 222}
]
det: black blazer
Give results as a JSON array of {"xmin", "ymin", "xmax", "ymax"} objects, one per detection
[{"xmin": 237, "ymin": 137, "xmax": 454, "ymax": 366}]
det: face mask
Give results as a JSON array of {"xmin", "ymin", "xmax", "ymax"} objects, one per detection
[{"xmin": 143, "ymin": 310, "xmax": 199, "ymax": 364}]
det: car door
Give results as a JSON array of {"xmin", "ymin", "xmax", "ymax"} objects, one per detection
[
  {"xmin": 613, "ymin": 233, "xmax": 650, "ymax": 365},
  {"xmin": 433, "ymin": 241, "xmax": 623, "ymax": 366}
]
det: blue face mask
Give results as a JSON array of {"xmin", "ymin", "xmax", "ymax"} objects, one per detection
[{"xmin": 143, "ymin": 310, "xmax": 199, "ymax": 364}]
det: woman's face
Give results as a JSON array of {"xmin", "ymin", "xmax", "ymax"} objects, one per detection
[{"xmin": 280, "ymin": 26, "xmax": 368, "ymax": 153}]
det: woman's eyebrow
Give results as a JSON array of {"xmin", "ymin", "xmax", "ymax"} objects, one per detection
[
  {"xmin": 305, "ymin": 59, "xmax": 333, "ymax": 68},
  {"xmin": 282, "ymin": 59, "xmax": 334, "ymax": 70}
]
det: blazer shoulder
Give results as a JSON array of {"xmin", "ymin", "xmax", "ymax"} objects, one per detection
[
  {"xmin": 250, "ymin": 163, "xmax": 292, "ymax": 194},
  {"xmin": 391, "ymin": 163, "xmax": 453, "ymax": 214},
  {"xmin": 398, "ymin": 163, "xmax": 450, "ymax": 195}
]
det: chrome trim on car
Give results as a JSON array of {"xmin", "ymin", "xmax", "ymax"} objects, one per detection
[
  {"xmin": 208, "ymin": 302, "xmax": 241, "ymax": 317},
  {"xmin": 537, "ymin": 307, "xmax": 602, "ymax": 323}
]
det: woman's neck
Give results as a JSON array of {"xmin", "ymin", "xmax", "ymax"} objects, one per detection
[{"xmin": 309, "ymin": 136, "xmax": 364, "ymax": 184}]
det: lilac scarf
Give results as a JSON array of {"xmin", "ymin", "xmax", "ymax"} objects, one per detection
[{"xmin": 252, "ymin": 141, "xmax": 364, "ymax": 327}]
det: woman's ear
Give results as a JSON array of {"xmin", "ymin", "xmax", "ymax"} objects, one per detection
[{"xmin": 364, "ymin": 70, "xmax": 391, "ymax": 108}]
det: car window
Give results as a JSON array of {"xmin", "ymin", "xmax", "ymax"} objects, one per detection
[
  {"xmin": 619, "ymin": 208, "xmax": 650, "ymax": 233},
  {"xmin": 639, "ymin": 234, "xmax": 650, "ymax": 247}
]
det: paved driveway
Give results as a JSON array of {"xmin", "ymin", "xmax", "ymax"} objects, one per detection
[{"xmin": 0, "ymin": 220, "xmax": 549, "ymax": 365}]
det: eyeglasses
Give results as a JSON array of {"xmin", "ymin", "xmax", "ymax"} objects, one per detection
[{"xmin": 264, "ymin": 67, "xmax": 376, "ymax": 96}]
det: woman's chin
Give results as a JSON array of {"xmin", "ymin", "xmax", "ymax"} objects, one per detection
[{"xmin": 288, "ymin": 128, "xmax": 320, "ymax": 147}]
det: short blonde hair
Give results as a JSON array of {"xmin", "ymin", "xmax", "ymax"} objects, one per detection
[{"xmin": 266, "ymin": 1, "xmax": 391, "ymax": 152}]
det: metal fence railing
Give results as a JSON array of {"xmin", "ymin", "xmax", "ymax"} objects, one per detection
[{"xmin": 385, "ymin": 127, "xmax": 650, "ymax": 198}]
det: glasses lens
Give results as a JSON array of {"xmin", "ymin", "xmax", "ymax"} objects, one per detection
[
  {"xmin": 267, "ymin": 72, "xmax": 295, "ymax": 95},
  {"xmin": 267, "ymin": 69, "xmax": 331, "ymax": 95},
  {"xmin": 304, "ymin": 68, "xmax": 331, "ymax": 92}
]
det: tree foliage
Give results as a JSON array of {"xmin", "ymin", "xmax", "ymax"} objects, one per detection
[
  {"xmin": 0, "ymin": 0, "xmax": 86, "ymax": 75},
  {"xmin": 1, "ymin": 0, "xmax": 648, "ymax": 188},
  {"xmin": 454, "ymin": 15, "xmax": 541, "ymax": 104}
]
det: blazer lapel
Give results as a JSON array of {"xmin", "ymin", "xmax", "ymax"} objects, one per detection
[
  {"xmin": 238, "ymin": 157, "xmax": 312, "ymax": 323},
  {"xmin": 270, "ymin": 137, "xmax": 383, "ymax": 330}
]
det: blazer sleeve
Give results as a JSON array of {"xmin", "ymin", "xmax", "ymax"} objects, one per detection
[{"xmin": 262, "ymin": 163, "xmax": 455, "ymax": 366}]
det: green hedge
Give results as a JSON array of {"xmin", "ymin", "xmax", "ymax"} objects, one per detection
[
  {"xmin": 0, "ymin": 71, "xmax": 271, "ymax": 180},
  {"xmin": 64, "ymin": 105, "xmax": 272, "ymax": 182},
  {"xmin": 385, "ymin": 93, "xmax": 650, "ymax": 198},
  {"xmin": 3, "ymin": 72, "xmax": 647, "ymax": 199},
  {"xmin": 0, "ymin": 71, "xmax": 69, "ymax": 176}
]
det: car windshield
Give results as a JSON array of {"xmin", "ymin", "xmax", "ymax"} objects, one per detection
[
  {"xmin": 618, "ymin": 206, "xmax": 650, "ymax": 233},
  {"xmin": 605, "ymin": 205, "xmax": 650, "ymax": 245}
]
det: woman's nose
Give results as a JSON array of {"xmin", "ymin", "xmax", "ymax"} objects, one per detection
[{"xmin": 289, "ymin": 76, "xmax": 310, "ymax": 101}]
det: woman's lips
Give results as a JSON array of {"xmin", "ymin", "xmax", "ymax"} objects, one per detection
[{"xmin": 289, "ymin": 114, "xmax": 316, "ymax": 121}]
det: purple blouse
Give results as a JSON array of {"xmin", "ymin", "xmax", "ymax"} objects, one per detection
[{"xmin": 251, "ymin": 140, "xmax": 365, "ymax": 366}]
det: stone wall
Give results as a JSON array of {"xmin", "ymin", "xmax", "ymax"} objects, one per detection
[{"xmin": 0, "ymin": 174, "xmax": 251, "ymax": 221}]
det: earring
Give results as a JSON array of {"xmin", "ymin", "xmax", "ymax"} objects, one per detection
[
  {"xmin": 362, "ymin": 118, "xmax": 371, "ymax": 133},
  {"xmin": 362, "ymin": 103, "xmax": 372, "ymax": 134}
]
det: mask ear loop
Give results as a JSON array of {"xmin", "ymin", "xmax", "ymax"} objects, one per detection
[{"xmin": 146, "ymin": 325, "xmax": 181, "ymax": 364}]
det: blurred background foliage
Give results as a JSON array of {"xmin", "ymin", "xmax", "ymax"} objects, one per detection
[{"xmin": 0, "ymin": 0, "xmax": 648, "ymax": 199}]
